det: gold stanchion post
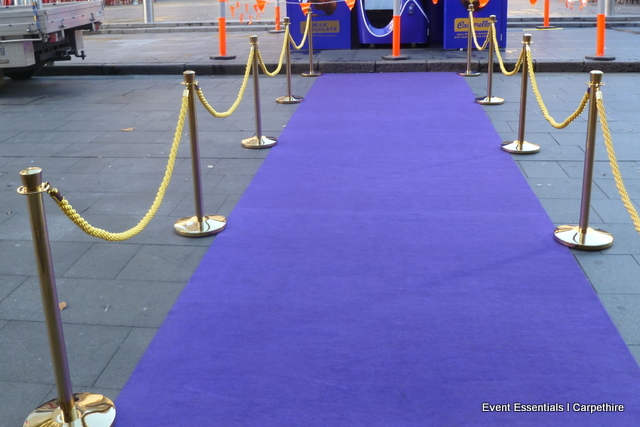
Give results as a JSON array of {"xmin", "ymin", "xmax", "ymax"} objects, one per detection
[
  {"xmin": 501, "ymin": 34, "xmax": 540, "ymax": 154},
  {"xmin": 554, "ymin": 71, "xmax": 614, "ymax": 250},
  {"xmin": 276, "ymin": 18, "xmax": 303, "ymax": 104},
  {"xmin": 475, "ymin": 15, "xmax": 504, "ymax": 105},
  {"xmin": 174, "ymin": 71, "xmax": 227, "ymax": 236},
  {"xmin": 458, "ymin": 4, "xmax": 480, "ymax": 77},
  {"xmin": 18, "ymin": 167, "xmax": 116, "ymax": 427},
  {"xmin": 242, "ymin": 36, "xmax": 278, "ymax": 148},
  {"xmin": 301, "ymin": 12, "xmax": 322, "ymax": 77}
]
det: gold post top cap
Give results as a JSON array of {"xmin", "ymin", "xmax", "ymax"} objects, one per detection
[
  {"xmin": 18, "ymin": 167, "xmax": 49, "ymax": 194},
  {"xmin": 19, "ymin": 167, "xmax": 43, "ymax": 190},
  {"xmin": 20, "ymin": 167, "xmax": 42, "ymax": 176},
  {"xmin": 590, "ymin": 70, "xmax": 604, "ymax": 81}
]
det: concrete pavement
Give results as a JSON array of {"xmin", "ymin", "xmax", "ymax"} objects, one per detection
[
  {"xmin": 1, "ymin": 1, "xmax": 640, "ymax": 426},
  {"xmin": 26, "ymin": 0, "xmax": 640, "ymax": 76}
]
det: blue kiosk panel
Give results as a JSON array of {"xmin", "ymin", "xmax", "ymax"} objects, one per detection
[
  {"xmin": 443, "ymin": 0, "xmax": 507, "ymax": 50},
  {"xmin": 287, "ymin": 1, "xmax": 352, "ymax": 50},
  {"xmin": 356, "ymin": 0, "xmax": 429, "ymax": 45}
]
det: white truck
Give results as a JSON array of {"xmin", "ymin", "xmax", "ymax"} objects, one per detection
[{"xmin": 0, "ymin": 0, "xmax": 103, "ymax": 80}]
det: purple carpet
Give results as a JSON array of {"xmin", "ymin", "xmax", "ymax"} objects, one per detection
[{"xmin": 116, "ymin": 73, "xmax": 640, "ymax": 426}]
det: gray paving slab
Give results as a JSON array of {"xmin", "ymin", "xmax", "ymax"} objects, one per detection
[
  {"xmin": 0, "ymin": 381, "xmax": 54, "ymax": 427},
  {"xmin": 575, "ymin": 254, "xmax": 640, "ymax": 294},
  {"xmin": 0, "ymin": 321, "xmax": 130, "ymax": 385},
  {"xmin": 600, "ymin": 294, "xmax": 640, "ymax": 344},
  {"xmin": 0, "ymin": 276, "xmax": 185, "ymax": 327},
  {"xmin": 518, "ymin": 160, "xmax": 571, "ymax": 179},
  {"xmin": 537, "ymin": 198, "xmax": 603, "ymax": 225},
  {"xmin": 0, "ymin": 240, "xmax": 94, "ymax": 277},
  {"xmin": 61, "ymin": 243, "xmax": 143, "ymax": 280},
  {"xmin": 597, "ymin": 223, "xmax": 640, "ymax": 255},
  {"xmin": 93, "ymin": 327, "xmax": 157, "ymax": 390},
  {"xmin": 0, "ymin": 275, "xmax": 28, "ymax": 303},
  {"xmin": 115, "ymin": 244, "xmax": 209, "ymax": 281},
  {"xmin": 591, "ymin": 198, "xmax": 640, "ymax": 224}
]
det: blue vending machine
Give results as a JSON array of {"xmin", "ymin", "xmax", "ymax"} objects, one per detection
[
  {"xmin": 442, "ymin": 0, "xmax": 507, "ymax": 50},
  {"xmin": 357, "ymin": 0, "xmax": 429, "ymax": 46},
  {"xmin": 287, "ymin": 0, "xmax": 352, "ymax": 50}
]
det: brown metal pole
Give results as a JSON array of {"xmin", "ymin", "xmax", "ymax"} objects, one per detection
[
  {"xmin": 242, "ymin": 36, "xmax": 277, "ymax": 148},
  {"xmin": 276, "ymin": 18, "xmax": 303, "ymax": 104},
  {"xmin": 301, "ymin": 12, "xmax": 321, "ymax": 77},
  {"xmin": 501, "ymin": 34, "xmax": 540, "ymax": 154},
  {"xmin": 459, "ymin": 4, "xmax": 480, "ymax": 77},
  {"xmin": 184, "ymin": 71, "xmax": 205, "ymax": 225},
  {"xmin": 174, "ymin": 72, "xmax": 228, "ymax": 236},
  {"xmin": 18, "ymin": 167, "xmax": 77, "ymax": 424},
  {"xmin": 476, "ymin": 16, "xmax": 504, "ymax": 105},
  {"xmin": 578, "ymin": 71, "xmax": 603, "ymax": 235},
  {"xmin": 554, "ymin": 70, "xmax": 613, "ymax": 250}
]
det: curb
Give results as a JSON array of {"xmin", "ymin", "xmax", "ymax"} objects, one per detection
[
  {"xmin": 94, "ymin": 16, "xmax": 640, "ymax": 34},
  {"xmin": 38, "ymin": 59, "xmax": 640, "ymax": 77}
]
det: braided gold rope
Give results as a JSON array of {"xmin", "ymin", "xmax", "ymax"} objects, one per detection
[
  {"xmin": 597, "ymin": 97, "xmax": 640, "ymax": 234},
  {"xmin": 469, "ymin": 10, "xmax": 490, "ymax": 51},
  {"xmin": 48, "ymin": 95, "xmax": 189, "ymax": 241},
  {"xmin": 290, "ymin": 12, "xmax": 312, "ymax": 50},
  {"xmin": 526, "ymin": 46, "xmax": 589, "ymax": 129},
  {"xmin": 196, "ymin": 49, "xmax": 254, "ymax": 118},
  {"xmin": 257, "ymin": 27, "xmax": 289, "ymax": 77},
  {"xmin": 491, "ymin": 24, "xmax": 523, "ymax": 76}
]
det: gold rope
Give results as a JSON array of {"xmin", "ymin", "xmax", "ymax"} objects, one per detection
[
  {"xmin": 257, "ymin": 26, "xmax": 289, "ymax": 77},
  {"xmin": 526, "ymin": 46, "xmax": 589, "ymax": 129},
  {"xmin": 196, "ymin": 48, "xmax": 253, "ymax": 118},
  {"xmin": 597, "ymin": 97, "xmax": 640, "ymax": 234},
  {"xmin": 49, "ymin": 94, "xmax": 189, "ymax": 241},
  {"xmin": 290, "ymin": 11, "xmax": 312, "ymax": 51},
  {"xmin": 491, "ymin": 22, "xmax": 523, "ymax": 76},
  {"xmin": 469, "ymin": 10, "xmax": 490, "ymax": 51}
]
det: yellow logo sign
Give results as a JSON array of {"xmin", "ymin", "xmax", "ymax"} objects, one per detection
[
  {"xmin": 454, "ymin": 17, "xmax": 491, "ymax": 33},
  {"xmin": 300, "ymin": 20, "xmax": 341, "ymax": 34}
]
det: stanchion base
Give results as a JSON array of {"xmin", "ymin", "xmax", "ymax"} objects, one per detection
[
  {"xmin": 475, "ymin": 96, "xmax": 504, "ymax": 105},
  {"xmin": 210, "ymin": 55, "xmax": 237, "ymax": 60},
  {"xmin": 174, "ymin": 215, "xmax": 227, "ymax": 237},
  {"xmin": 276, "ymin": 95, "xmax": 303, "ymax": 104},
  {"xmin": 268, "ymin": 29, "xmax": 285, "ymax": 34},
  {"xmin": 23, "ymin": 393, "xmax": 116, "ymax": 427},
  {"xmin": 501, "ymin": 140, "xmax": 540, "ymax": 154},
  {"xmin": 458, "ymin": 71, "xmax": 481, "ymax": 77},
  {"xmin": 242, "ymin": 135, "xmax": 277, "ymax": 149},
  {"xmin": 585, "ymin": 55, "xmax": 616, "ymax": 61},
  {"xmin": 554, "ymin": 225, "xmax": 614, "ymax": 251},
  {"xmin": 382, "ymin": 54, "xmax": 410, "ymax": 60},
  {"xmin": 535, "ymin": 25, "xmax": 557, "ymax": 30},
  {"xmin": 301, "ymin": 71, "xmax": 322, "ymax": 77}
]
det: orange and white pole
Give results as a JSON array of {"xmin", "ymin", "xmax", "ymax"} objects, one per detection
[
  {"xmin": 382, "ymin": 0, "xmax": 409, "ymax": 60},
  {"xmin": 275, "ymin": 0, "xmax": 282, "ymax": 32},
  {"xmin": 586, "ymin": 0, "xmax": 614, "ymax": 61},
  {"xmin": 543, "ymin": 0, "xmax": 550, "ymax": 27},
  {"xmin": 212, "ymin": 0, "xmax": 237, "ymax": 60},
  {"xmin": 596, "ymin": 13, "xmax": 605, "ymax": 56},
  {"xmin": 536, "ymin": 0, "xmax": 555, "ymax": 29},
  {"xmin": 269, "ymin": 0, "xmax": 284, "ymax": 33}
]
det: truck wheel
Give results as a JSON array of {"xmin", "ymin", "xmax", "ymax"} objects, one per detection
[{"xmin": 3, "ymin": 65, "xmax": 42, "ymax": 81}]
